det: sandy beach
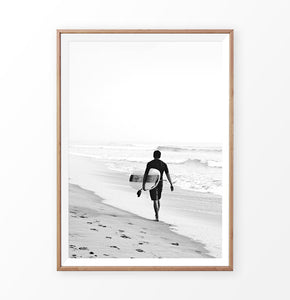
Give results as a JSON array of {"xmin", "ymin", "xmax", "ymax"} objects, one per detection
[{"xmin": 69, "ymin": 183, "xmax": 212, "ymax": 258}]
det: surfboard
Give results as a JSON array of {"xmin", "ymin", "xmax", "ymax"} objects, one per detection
[{"xmin": 129, "ymin": 168, "xmax": 161, "ymax": 191}]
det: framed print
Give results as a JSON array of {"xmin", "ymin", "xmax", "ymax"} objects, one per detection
[{"xmin": 57, "ymin": 29, "xmax": 234, "ymax": 271}]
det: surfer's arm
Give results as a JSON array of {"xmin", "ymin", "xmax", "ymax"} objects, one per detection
[
  {"xmin": 165, "ymin": 172, "xmax": 173, "ymax": 186},
  {"xmin": 142, "ymin": 164, "xmax": 150, "ymax": 191},
  {"xmin": 165, "ymin": 165, "xmax": 174, "ymax": 191}
]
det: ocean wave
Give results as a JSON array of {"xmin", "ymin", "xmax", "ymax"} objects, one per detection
[
  {"xmin": 70, "ymin": 151, "xmax": 222, "ymax": 169},
  {"xmin": 175, "ymin": 158, "xmax": 222, "ymax": 168},
  {"xmin": 173, "ymin": 175, "xmax": 223, "ymax": 196},
  {"xmin": 70, "ymin": 144, "xmax": 138, "ymax": 150},
  {"xmin": 110, "ymin": 157, "xmax": 222, "ymax": 168},
  {"xmin": 157, "ymin": 146, "xmax": 222, "ymax": 153},
  {"xmin": 69, "ymin": 152, "xmax": 100, "ymax": 159}
]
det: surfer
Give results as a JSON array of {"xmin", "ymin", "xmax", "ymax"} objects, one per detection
[{"xmin": 142, "ymin": 150, "xmax": 174, "ymax": 221}]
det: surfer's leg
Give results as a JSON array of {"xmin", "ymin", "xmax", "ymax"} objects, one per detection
[
  {"xmin": 150, "ymin": 187, "xmax": 159, "ymax": 221},
  {"xmin": 155, "ymin": 188, "xmax": 160, "ymax": 221},
  {"xmin": 153, "ymin": 201, "xmax": 159, "ymax": 221},
  {"xmin": 157, "ymin": 182, "xmax": 162, "ymax": 213}
]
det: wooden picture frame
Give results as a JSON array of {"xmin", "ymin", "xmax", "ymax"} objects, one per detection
[{"xmin": 57, "ymin": 29, "xmax": 234, "ymax": 271}]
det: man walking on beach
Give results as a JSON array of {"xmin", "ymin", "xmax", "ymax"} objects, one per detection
[{"xmin": 142, "ymin": 150, "xmax": 174, "ymax": 221}]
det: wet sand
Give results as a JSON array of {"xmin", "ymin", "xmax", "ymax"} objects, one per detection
[{"xmin": 69, "ymin": 184, "xmax": 212, "ymax": 258}]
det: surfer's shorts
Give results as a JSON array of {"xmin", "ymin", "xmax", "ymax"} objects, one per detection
[{"xmin": 149, "ymin": 181, "xmax": 163, "ymax": 201}]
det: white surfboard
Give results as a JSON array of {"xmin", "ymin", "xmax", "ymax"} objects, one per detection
[{"xmin": 129, "ymin": 168, "xmax": 161, "ymax": 191}]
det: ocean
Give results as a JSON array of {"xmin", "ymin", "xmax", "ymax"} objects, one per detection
[{"xmin": 70, "ymin": 143, "xmax": 222, "ymax": 196}]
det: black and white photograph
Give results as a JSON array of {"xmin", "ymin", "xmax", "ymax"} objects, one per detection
[
  {"xmin": 4, "ymin": 0, "xmax": 290, "ymax": 298},
  {"xmin": 58, "ymin": 30, "xmax": 233, "ymax": 270}
]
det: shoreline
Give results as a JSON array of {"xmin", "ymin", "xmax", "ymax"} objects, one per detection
[
  {"xmin": 69, "ymin": 155, "xmax": 222, "ymax": 257},
  {"xmin": 69, "ymin": 183, "xmax": 212, "ymax": 258}
]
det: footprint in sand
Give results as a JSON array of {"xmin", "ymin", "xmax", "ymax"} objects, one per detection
[
  {"xmin": 94, "ymin": 254, "xmax": 98, "ymax": 257},
  {"xmin": 98, "ymin": 224, "xmax": 107, "ymax": 228},
  {"xmin": 79, "ymin": 247, "xmax": 88, "ymax": 250},
  {"xmin": 171, "ymin": 242, "xmax": 179, "ymax": 246},
  {"xmin": 106, "ymin": 236, "xmax": 112, "ymax": 239},
  {"xmin": 136, "ymin": 249, "xmax": 144, "ymax": 253},
  {"xmin": 110, "ymin": 245, "xmax": 120, "ymax": 250},
  {"xmin": 80, "ymin": 216, "xmax": 87, "ymax": 219},
  {"xmin": 90, "ymin": 228, "xmax": 98, "ymax": 231},
  {"xmin": 118, "ymin": 229, "xmax": 125, "ymax": 233},
  {"xmin": 138, "ymin": 241, "xmax": 148, "ymax": 245},
  {"xmin": 128, "ymin": 222, "xmax": 133, "ymax": 225},
  {"xmin": 89, "ymin": 251, "xmax": 94, "ymax": 254},
  {"xmin": 120, "ymin": 234, "xmax": 131, "ymax": 239}
]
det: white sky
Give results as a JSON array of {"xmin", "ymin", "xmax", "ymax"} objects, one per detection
[{"xmin": 67, "ymin": 34, "xmax": 228, "ymax": 145}]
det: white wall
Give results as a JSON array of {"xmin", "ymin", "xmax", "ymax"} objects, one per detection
[{"xmin": 1, "ymin": 1, "xmax": 290, "ymax": 299}]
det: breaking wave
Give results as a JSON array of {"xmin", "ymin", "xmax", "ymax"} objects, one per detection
[{"xmin": 157, "ymin": 145, "xmax": 222, "ymax": 153}]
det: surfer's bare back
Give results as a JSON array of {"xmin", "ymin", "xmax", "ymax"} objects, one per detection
[{"xmin": 142, "ymin": 150, "xmax": 174, "ymax": 221}]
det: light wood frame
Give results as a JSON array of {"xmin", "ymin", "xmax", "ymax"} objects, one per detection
[{"xmin": 57, "ymin": 29, "xmax": 234, "ymax": 271}]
